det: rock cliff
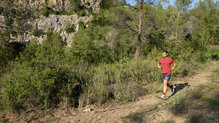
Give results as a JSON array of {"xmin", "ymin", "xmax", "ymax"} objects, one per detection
[
  {"xmin": 0, "ymin": 0, "xmax": 102, "ymax": 45},
  {"xmin": 13, "ymin": 0, "xmax": 101, "ymax": 13},
  {"xmin": 30, "ymin": 14, "xmax": 92, "ymax": 46}
]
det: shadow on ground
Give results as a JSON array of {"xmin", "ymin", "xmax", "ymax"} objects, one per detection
[{"xmin": 167, "ymin": 82, "xmax": 190, "ymax": 99}]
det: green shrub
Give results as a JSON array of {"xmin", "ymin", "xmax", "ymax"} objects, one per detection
[
  {"xmin": 100, "ymin": 0, "xmax": 114, "ymax": 9},
  {"xmin": 0, "ymin": 64, "xmax": 80, "ymax": 109},
  {"xmin": 65, "ymin": 21, "xmax": 75, "ymax": 33},
  {"xmin": 78, "ymin": 55, "xmax": 161, "ymax": 105},
  {"xmin": 70, "ymin": 0, "xmax": 83, "ymax": 12},
  {"xmin": 0, "ymin": 31, "xmax": 81, "ymax": 110},
  {"xmin": 70, "ymin": 0, "xmax": 86, "ymax": 16},
  {"xmin": 114, "ymin": 82, "xmax": 138, "ymax": 102},
  {"xmin": 208, "ymin": 48, "xmax": 219, "ymax": 60},
  {"xmin": 32, "ymin": 29, "xmax": 44, "ymax": 37},
  {"xmin": 0, "ymin": 40, "xmax": 25, "ymax": 69},
  {"xmin": 76, "ymin": 9, "xmax": 86, "ymax": 16},
  {"xmin": 5, "ymin": 18, "xmax": 14, "ymax": 26},
  {"xmin": 42, "ymin": 30, "xmax": 66, "ymax": 49},
  {"xmin": 79, "ymin": 21, "xmax": 85, "ymax": 29},
  {"xmin": 39, "ymin": 6, "xmax": 55, "ymax": 17}
]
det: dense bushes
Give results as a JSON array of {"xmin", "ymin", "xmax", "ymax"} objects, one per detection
[
  {"xmin": 100, "ymin": 0, "xmax": 114, "ymax": 9},
  {"xmin": 0, "ymin": 38, "xmax": 25, "ymax": 75},
  {"xmin": 79, "ymin": 55, "xmax": 160, "ymax": 105},
  {"xmin": 0, "ymin": 31, "xmax": 81, "ymax": 110}
]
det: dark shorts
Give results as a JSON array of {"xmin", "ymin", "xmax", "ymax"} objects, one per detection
[{"xmin": 162, "ymin": 73, "xmax": 171, "ymax": 81}]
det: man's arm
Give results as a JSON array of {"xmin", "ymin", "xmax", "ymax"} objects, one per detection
[
  {"xmin": 172, "ymin": 63, "xmax": 176, "ymax": 70},
  {"xmin": 157, "ymin": 63, "xmax": 161, "ymax": 69},
  {"xmin": 157, "ymin": 59, "xmax": 161, "ymax": 69},
  {"xmin": 171, "ymin": 59, "xmax": 176, "ymax": 70}
]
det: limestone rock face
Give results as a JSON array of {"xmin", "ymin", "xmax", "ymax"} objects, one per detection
[
  {"xmin": 13, "ymin": 0, "xmax": 71, "ymax": 11},
  {"xmin": 29, "ymin": 14, "xmax": 93, "ymax": 46},
  {"xmin": 13, "ymin": 0, "xmax": 102, "ymax": 13},
  {"xmin": 0, "ymin": 13, "xmax": 92, "ymax": 46},
  {"xmin": 0, "ymin": 0, "xmax": 101, "ymax": 45}
]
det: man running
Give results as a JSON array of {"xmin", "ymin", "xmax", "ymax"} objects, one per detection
[{"xmin": 157, "ymin": 50, "xmax": 176, "ymax": 99}]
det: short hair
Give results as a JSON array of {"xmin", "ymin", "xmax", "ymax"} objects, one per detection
[{"xmin": 163, "ymin": 50, "xmax": 168, "ymax": 54}]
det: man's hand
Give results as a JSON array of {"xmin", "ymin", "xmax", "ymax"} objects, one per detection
[
  {"xmin": 172, "ymin": 63, "xmax": 176, "ymax": 70},
  {"xmin": 157, "ymin": 64, "xmax": 161, "ymax": 69}
]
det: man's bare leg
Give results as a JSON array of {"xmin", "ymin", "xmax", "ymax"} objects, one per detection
[
  {"xmin": 160, "ymin": 80, "xmax": 168, "ymax": 99},
  {"xmin": 163, "ymin": 80, "xmax": 168, "ymax": 94}
]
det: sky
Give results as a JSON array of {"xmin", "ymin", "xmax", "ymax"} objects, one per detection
[{"xmin": 126, "ymin": 0, "xmax": 218, "ymax": 8}]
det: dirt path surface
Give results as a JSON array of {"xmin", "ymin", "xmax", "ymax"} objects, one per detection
[{"xmin": 29, "ymin": 60, "xmax": 218, "ymax": 123}]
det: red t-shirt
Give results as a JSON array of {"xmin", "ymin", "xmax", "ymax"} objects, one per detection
[{"xmin": 158, "ymin": 57, "xmax": 174, "ymax": 74}]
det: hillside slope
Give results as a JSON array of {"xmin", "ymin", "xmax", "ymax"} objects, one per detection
[{"xmin": 3, "ymin": 59, "xmax": 218, "ymax": 123}]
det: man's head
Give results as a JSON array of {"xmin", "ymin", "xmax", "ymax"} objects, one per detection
[{"xmin": 163, "ymin": 50, "xmax": 168, "ymax": 58}]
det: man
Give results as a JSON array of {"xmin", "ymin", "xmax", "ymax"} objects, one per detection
[{"xmin": 157, "ymin": 50, "xmax": 176, "ymax": 99}]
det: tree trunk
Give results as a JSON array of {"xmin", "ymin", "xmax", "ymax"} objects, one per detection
[
  {"xmin": 135, "ymin": 13, "xmax": 143, "ymax": 58},
  {"xmin": 176, "ymin": 11, "xmax": 181, "ymax": 39}
]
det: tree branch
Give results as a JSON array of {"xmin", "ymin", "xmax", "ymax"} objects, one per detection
[{"xmin": 124, "ymin": 22, "xmax": 139, "ymax": 34}]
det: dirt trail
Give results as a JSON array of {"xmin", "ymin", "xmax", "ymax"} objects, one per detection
[
  {"xmin": 31, "ymin": 60, "xmax": 218, "ymax": 123},
  {"xmin": 142, "ymin": 60, "xmax": 219, "ymax": 123}
]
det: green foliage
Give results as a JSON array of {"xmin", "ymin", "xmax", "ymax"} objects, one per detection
[
  {"xmin": 70, "ymin": 0, "xmax": 83, "ymax": 12},
  {"xmin": 0, "ymin": 31, "xmax": 81, "ymax": 110},
  {"xmin": 42, "ymin": 30, "xmax": 66, "ymax": 49},
  {"xmin": 190, "ymin": 0, "xmax": 219, "ymax": 45},
  {"xmin": 32, "ymin": 29, "xmax": 44, "ymax": 37},
  {"xmin": 0, "ymin": 37, "xmax": 25, "ymax": 71},
  {"xmin": 70, "ymin": 0, "xmax": 86, "ymax": 16},
  {"xmin": 39, "ymin": 6, "xmax": 56, "ymax": 17},
  {"xmin": 0, "ymin": 62, "xmax": 80, "ymax": 109},
  {"xmin": 65, "ymin": 21, "xmax": 76, "ymax": 33},
  {"xmin": 100, "ymin": 0, "xmax": 114, "ymax": 9},
  {"xmin": 39, "ymin": 5, "xmax": 76, "ymax": 16},
  {"xmin": 77, "ymin": 9, "xmax": 86, "ymax": 16},
  {"xmin": 78, "ymin": 56, "xmax": 160, "ymax": 105},
  {"xmin": 71, "ymin": 24, "xmax": 115, "ymax": 64},
  {"xmin": 5, "ymin": 18, "xmax": 14, "ymax": 26},
  {"xmin": 114, "ymin": 82, "xmax": 138, "ymax": 102},
  {"xmin": 175, "ymin": 0, "xmax": 192, "ymax": 12}
]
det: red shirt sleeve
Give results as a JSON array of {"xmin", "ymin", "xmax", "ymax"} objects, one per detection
[
  {"xmin": 171, "ymin": 59, "xmax": 174, "ymax": 64},
  {"xmin": 158, "ymin": 59, "xmax": 161, "ymax": 64}
]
